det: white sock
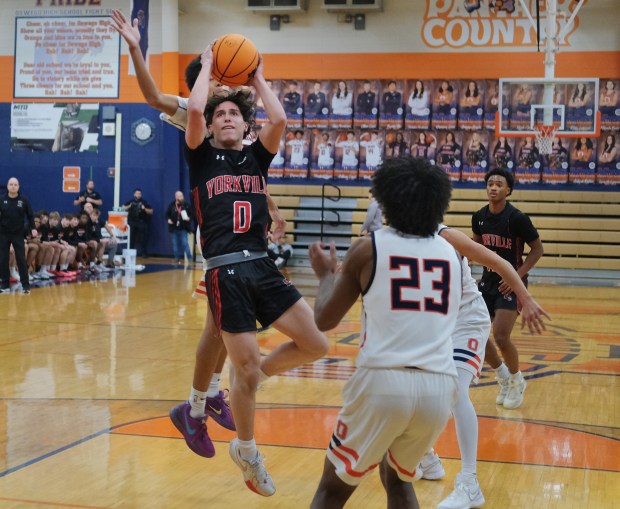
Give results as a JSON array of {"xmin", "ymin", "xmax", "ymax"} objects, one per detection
[
  {"xmin": 495, "ymin": 363, "xmax": 510, "ymax": 380},
  {"xmin": 60, "ymin": 264, "xmax": 68, "ymax": 270},
  {"xmin": 238, "ymin": 438, "xmax": 258, "ymax": 462},
  {"xmin": 206, "ymin": 373, "xmax": 222, "ymax": 398},
  {"xmin": 258, "ymin": 369, "xmax": 269, "ymax": 384},
  {"xmin": 188, "ymin": 388, "xmax": 208, "ymax": 419},
  {"xmin": 454, "ymin": 368, "xmax": 478, "ymax": 478}
]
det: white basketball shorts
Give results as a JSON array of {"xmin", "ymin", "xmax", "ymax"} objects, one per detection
[{"xmin": 326, "ymin": 367, "xmax": 458, "ymax": 486}]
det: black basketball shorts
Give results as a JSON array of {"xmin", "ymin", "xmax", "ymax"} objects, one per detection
[
  {"xmin": 205, "ymin": 257, "xmax": 302, "ymax": 333},
  {"xmin": 478, "ymin": 276, "xmax": 527, "ymax": 317}
]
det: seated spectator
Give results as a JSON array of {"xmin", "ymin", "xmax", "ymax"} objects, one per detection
[
  {"xmin": 49, "ymin": 211, "xmax": 77, "ymax": 275},
  {"xmin": 25, "ymin": 229, "xmax": 41, "ymax": 279},
  {"xmin": 56, "ymin": 212, "xmax": 77, "ymax": 276},
  {"xmin": 75, "ymin": 212, "xmax": 98, "ymax": 271},
  {"xmin": 85, "ymin": 203, "xmax": 117, "ymax": 270},
  {"xmin": 268, "ymin": 233, "xmax": 294, "ymax": 270},
  {"xmin": 61, "ymin": 214, "xmax": 80, "ymax": 270},
  {"xmin": 33, "ymin": 214, "xmax": 56, "ymax": 280}
]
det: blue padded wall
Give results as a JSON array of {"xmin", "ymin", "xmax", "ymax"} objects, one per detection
[{"xmin": 0, "ymin": 103, "xmax": 189, "ymax": 257}]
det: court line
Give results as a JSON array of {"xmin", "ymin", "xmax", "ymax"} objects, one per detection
[
  {"xmin": 0, "ymin": 497, "xmax": 111, "ymax": 509},
  {"xmin": 0, "ymin": 428, "xmax": 111, "ymax": 478}
]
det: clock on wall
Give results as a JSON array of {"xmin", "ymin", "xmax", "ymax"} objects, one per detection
[{"xmin": 131, "ymin": 118, "xmax": 155, "ymax": 145}]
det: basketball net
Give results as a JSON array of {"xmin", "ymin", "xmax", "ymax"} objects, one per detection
[{"xmin": 534, "ymin": 124, "xmax": 557, "ymax": 155}]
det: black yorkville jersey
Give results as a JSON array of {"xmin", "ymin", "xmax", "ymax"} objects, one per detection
[
  {"xmin": 471, "ymin": 202, "xmax": 539, "ymax": 283},
  {"xmin": 185, "ymin": 137, "xmax": 275, "ymax": 258}
]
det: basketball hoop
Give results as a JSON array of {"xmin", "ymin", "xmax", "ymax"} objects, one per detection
[{"xmin": 534, "ymin": 124, "xmax": 557, "ymax": 155}]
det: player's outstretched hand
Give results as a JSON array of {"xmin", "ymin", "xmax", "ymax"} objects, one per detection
[
  {"xmin": 110, "ymin": 10, "xmax": 140, "ymax": 49},
  {"xmin": 200, "ymin": 40, "xmax": 216, "ymax": 67},
  {"xmin": 309, "ymin": 241, "xmax": 337, "ymax": 279},
  {"xmin": 249, "ymin": 55, "xmax": 264, "ymax": 87},
  {"xmin": 520, "ymin": 297, "xmax": 551, "ymax": 334}
]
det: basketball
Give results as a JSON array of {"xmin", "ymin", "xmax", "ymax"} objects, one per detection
[{"xmin": 211, "ymin": 34, "xmax": 259, "ymax": 87}]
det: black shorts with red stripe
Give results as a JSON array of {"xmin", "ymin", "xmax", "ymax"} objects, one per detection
[{"xmin": 205, "ymin": 257, "xmax": 301, "ymax": 333}]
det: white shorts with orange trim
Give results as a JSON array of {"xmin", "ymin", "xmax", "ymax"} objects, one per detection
[
  {"xmin": 452, "ymin": 296, "xmax": 491, "ymax": 384},
  {"xmin": 326, "ymin": 367, "xmax": 457, "ymax": 486}
]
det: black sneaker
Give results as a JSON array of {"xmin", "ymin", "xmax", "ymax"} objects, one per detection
[{"xmin": 22, "ymin": 289, "xmax": 31, "ymax": 295}]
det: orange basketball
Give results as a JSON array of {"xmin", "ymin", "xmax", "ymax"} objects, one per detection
[{"xmin": 211, "ymin": 34, "xmax": 259, "ymax": 87}]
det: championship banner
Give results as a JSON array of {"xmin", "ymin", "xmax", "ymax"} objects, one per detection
[
  {"xmin": 11, "ymin": 102, "xmax": 99, "ymax": 152},
  {"xmin": 14, "ymin": 16, "xmax": 120, "ymax": 99}
]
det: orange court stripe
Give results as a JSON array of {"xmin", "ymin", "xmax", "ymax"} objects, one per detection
[
  {"xmin": 113, "ymin": 407, "xmax": 620, "ymax": 472},
  {"xmin": 570, "ymin": 359, "xmax": 620, "ymax": 374}
]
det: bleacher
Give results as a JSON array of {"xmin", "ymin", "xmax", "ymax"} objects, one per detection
[{"xmin": 270, "ymin": 184, "xmax": 620, "ymax": 271}]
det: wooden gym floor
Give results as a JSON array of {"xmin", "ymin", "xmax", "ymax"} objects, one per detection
[{"xmin": 0, "ymin": 261, "xmax": 618, "ymax": 508}]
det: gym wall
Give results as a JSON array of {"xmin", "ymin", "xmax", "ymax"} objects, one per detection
[{"xmin": 0, "ymin": 0, "xmax": 618, "ymax": 255}]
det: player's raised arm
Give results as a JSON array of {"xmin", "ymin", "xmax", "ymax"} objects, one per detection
[
  {"xmin": 440, "ymin": 227, "xmax": 550, "ymax": 334},
  {"xmin": 309, "ymin": 239, "xmax": 370, "ymax": 331},
  {"xmin": 267, "ymin": 193, "xmax": 286, "ymax": 241},
  {"xmin": 251, "ymin": 58, "xmax": 287, "ymax": 153},
  {"xmin": 185, "ymin": 45, "xmax": 212, "ymax": 149},
  {"xmin": 110, "ymin": 9, "xmax": 178, "ymax": 116}
]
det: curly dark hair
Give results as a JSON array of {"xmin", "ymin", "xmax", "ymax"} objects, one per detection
[
  {"xmin": 205, "ymin": 90, "xmax": 255, "ymax": 138},
  {"xmin": 371, "ymin": 156, "xmax": 452, "ymax": 237},
  {"xmin": 484, "ymin": 167, "xmax": 515, "ymax": 193}
]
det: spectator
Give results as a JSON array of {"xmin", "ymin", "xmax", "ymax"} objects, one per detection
[
  {"xmin": 86, "ymin": 204, "xmax": 118, "ymax": 270},
  {"xmin": 123, "ymin": 188, "xmax": 153, "ymax": 257},
  {"xmin": 166, "ymin": 191, "xmax": 193, "ymax": 264},
  {"xmin": 34, "ymin": 211, "xmax": 59, "ymax": 279},
  {"xmin": 268, "ymin": 233, "xmax": 293, "ymax": 269},
  {"xmin": 359, "ymin": 189, "xmax": 383, "ymax": 236},
  {"xmin": 73, "ymin": 179, "xmax": 103, "ymax": 210},
  {"xmin": 74, "ymin": 212, "xmax": 96, "ymax": 270}
]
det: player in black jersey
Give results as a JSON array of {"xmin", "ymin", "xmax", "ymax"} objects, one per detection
[
  {"xmin": 177, "ymin": 44, "xmax": 328, "ymax": 497},
  {"xmin": 471, "ymin": 168, "xmax": 544, "ymax": 409},
  {"xmin": 112, "ymin": 8, "xmax": 286, "ymax": 437}
]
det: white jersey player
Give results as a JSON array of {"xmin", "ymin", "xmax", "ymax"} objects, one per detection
[
  {"xmin": 418, "ymin": 224, "xmax": 549, "ymax": 509},
  {"xmin": 308, "ymin": 157, "xmax": 462, "ymax": 508}
]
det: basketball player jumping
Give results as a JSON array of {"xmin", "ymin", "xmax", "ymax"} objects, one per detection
[
  {"xmin": 111, "ymin": 8, "xmax": 286, "ymax": 440},
  {"xmin": 183, "ymin": 43, "xmax": 328, "ymax": 497}
]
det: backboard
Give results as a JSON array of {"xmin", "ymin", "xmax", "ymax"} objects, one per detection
[{"xmin": 496, "ymin": 77, "xmax": 601, "ymax": 138}]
